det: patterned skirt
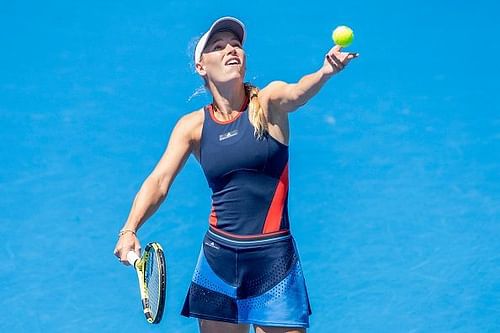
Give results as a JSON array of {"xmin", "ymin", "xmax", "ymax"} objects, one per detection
[{"xmin": 181, "ymin": 227, "xmax": 312, "ymax": 328}]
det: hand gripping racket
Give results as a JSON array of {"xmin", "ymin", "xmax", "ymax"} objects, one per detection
[{"xmin": 127, "ymin": 242, "xmax": 167, "ymax": 324}]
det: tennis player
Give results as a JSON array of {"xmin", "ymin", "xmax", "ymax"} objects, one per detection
[{"xmin": 114, "ymin": 16, "xmax": 358, "ymax": 333}]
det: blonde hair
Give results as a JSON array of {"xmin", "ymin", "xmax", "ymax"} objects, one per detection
[{"xmin": 244, "ymin": 82, "xmax": 268, "ymax": 139}]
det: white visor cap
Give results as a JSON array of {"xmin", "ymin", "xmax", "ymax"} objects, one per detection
[{"xmin": 194, "ymin": 16, "xmax": 246, "ymax": 64}]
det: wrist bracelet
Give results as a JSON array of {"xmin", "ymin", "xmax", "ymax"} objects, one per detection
[{"xmin": 118, "ymin": 229, "xmax": 136, "ymax": 237}]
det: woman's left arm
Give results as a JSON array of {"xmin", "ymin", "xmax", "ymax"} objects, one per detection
[{"xmin": 260, "ymin": 45, "xmax": 359, "ymax": 113}]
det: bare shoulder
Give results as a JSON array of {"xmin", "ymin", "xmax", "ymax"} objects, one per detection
[
  {"xmin": 259, "ymin": 80, "xmax": 300, "ymax": 114},
  {"xmin": 260, "ymin": 80, "xmax": 288, "ymax": 93},
  {"xmin": 258, "ymin": 81, "xmax": 290, "ymax": 120},
  {"xmin": 179, "ymin": 108, "xmax": 204, "ymax": 127},
  {"xmin": 258, "ymin": 81, "xmax": 288, "ymax": 104},
  {"xmin": 175, "ymin": 108, "xmax": 204, "ymax": 142},
  {"xmin": 258, "ymin": 80, "xmax": 295, "ymax": 113}
]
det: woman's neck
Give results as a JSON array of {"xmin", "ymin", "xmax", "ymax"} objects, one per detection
[{"xmin": 208, "ymin": 81, "xmax": 246, "ymax": 116}]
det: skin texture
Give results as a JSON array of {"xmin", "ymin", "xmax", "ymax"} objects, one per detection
[{"xmin": 114, "ymin": 28, "xmax": 358, "ymax": 333}]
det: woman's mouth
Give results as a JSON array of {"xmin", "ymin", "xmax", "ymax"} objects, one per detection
[{"xmin": 225, "ymin": 58, "xmax": 241, "ymax": 66}]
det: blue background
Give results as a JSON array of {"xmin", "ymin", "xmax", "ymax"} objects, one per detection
[{"xmin": 1, "ymin": 1, "xmax": 499, "ymax": 332}]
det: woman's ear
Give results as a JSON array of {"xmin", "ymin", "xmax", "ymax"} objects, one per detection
[{"xmin": 195, "ymin": 62, "xmax": 206, "ymax": 76}]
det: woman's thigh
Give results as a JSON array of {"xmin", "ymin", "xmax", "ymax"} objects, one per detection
[
  {"xmin": 198, "ymin": 319, "xmax": 250, "ymax": 333},
  {"xmin": 254, "ymin": 325, "xmax": 306, "ymax": 333}
]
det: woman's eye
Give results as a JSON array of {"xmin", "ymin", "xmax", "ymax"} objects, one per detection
[{"xmin": 213, "ymin": 45, "xmax": 223, "ymax": 51}]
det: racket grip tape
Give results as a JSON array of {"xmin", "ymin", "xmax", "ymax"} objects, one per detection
[{"xmin": 127, "ymin": 251, "xmax": 140, "ymax": 266}]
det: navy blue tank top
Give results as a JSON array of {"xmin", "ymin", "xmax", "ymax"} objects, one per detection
[{"xmin": 199, "ymin": 99, "xmax": 290, "ymax": 237}]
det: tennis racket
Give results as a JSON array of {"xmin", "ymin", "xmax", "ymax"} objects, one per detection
[{"xmin": 127, "ymin": 242, "xmax": 167, "ymax": 324}]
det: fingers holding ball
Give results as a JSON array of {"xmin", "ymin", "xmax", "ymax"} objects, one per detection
[{"xmin": 326, "ymin": 25, "xmax": 359, "ymax": 72}]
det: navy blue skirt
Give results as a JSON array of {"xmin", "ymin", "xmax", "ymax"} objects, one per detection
[{"xmin": 181, "ymin": 228, "xmax": 312, "ymax": 328}]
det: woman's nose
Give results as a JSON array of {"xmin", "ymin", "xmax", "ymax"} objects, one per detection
[{"xmin": 225, "ymin": 44, "xmax": 237, "ymax": 54}]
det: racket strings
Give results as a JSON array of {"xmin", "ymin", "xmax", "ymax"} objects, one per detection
[{"xmin": 145, "ymin": 250, "xmax": 162, "ymax": 317}]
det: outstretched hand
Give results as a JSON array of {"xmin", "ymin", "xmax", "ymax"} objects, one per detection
[{"xmin": 322, "ymin": 45, "xmax": 359, "ymax": 76}]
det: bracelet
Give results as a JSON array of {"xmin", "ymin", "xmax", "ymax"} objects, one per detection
[{"xmin": 118, "ymin": 229, "xmax": 136, "ymax": 237}]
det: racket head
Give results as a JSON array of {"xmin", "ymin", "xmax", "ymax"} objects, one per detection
[{"xmin": 142, "ymin": 242, "xmax": 167, "ymax": 324}]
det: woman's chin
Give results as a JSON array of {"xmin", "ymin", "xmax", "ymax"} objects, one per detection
[
  {"xmin": 220, "ymin": 71, "xmax": 244, "ymax": 83},
  {"xmin": 227, "ymin": 68, "xmax": 243, "ymax": 75}
]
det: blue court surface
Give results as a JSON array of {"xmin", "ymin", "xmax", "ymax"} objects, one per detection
[{"xmin": 1, "ymin": 1, "xmax": 499, "ymax": 332}]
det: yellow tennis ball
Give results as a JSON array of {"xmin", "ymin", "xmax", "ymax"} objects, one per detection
[{"xmin": 332, "ymin": 25, "xmax": 354, "ymax": 47}]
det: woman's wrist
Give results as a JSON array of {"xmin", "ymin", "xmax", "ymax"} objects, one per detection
[
  {"xmin": 118, "ymin": 228, "xmax": 137, "ymax": 237},
  {"xmin": 320, "ymin": 65, "xmax": 338, "ymax": 78}
]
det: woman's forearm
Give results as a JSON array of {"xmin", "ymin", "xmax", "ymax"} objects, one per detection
[
  {"xmin": 121, "ymin": 175, "xmax": 168, "ymax": 232},
  {"xmin": 292, "ymin": 68, "xmax": 333, "ymax": 107},
  {"xmin": 282, "ymin": 46, "xmax": 357, "ymax": 110}
]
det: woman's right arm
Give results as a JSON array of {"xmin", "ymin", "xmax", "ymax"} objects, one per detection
[{"xmin": 113, "ymin": 111, "xmax": 200, "ymax": 265}]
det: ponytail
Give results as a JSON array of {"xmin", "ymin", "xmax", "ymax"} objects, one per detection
[{"xmin": 244, "ymin": 82, "xmax": 268, "ymax": 139}]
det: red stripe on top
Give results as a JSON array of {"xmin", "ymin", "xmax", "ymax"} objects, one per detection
[
  {"xmin": 209, "ymin": 204, "xmax": 218, "ymax": 227},
  {"xmin": 262, "ymin": 163, "xmax": 289, "ymax": 233}
]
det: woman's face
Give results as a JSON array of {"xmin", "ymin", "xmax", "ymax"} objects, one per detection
[{"xmin": 197, "ymin": 30, "xmax": 246, "ymax": 85}]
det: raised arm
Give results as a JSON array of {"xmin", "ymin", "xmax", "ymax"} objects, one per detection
[
  {"xmin": 113, "ymin": 111, "xmax": 200, "ymax": 264},
  {"xmin": 260, "ymin": 45, "xmax": 359, "ymax": 113}
]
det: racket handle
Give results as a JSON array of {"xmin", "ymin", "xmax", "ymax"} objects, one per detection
[{"xmin": 127, "ymin": 251, "xmax": 140, "ymax": 266}]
